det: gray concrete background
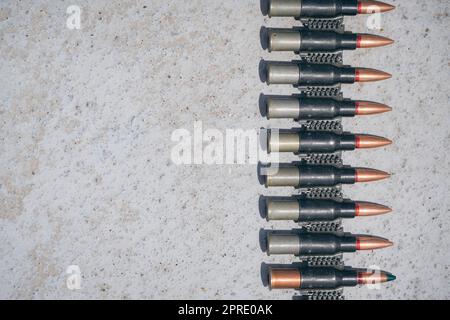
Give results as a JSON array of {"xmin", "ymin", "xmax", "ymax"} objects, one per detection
[{"xmin": 0, "ymin": 0, "xmax": 449, "ymax": 299}]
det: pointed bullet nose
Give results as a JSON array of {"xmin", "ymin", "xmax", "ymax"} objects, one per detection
[
  {"xmin": 357, "ymin": 236, "xmax": 394, "ymax": 250},
  {"xmin": 358, "ymin": 1, "xmax": 396, "ymax": 14},
  {"xmin": 357, "ymin": 34, "xmax": 395, "ymax": 48},
  {"xmin": 355, "ymin": 68, "xmax": 392, "ymax": 82},
  {"xmin": 355, "ymin": 101, "xmax": 392, "ymax": 115},
  {"xmin": 355, "ymin": 201, "xmax": 392, "ymax": 216},
  {"xmin": 355, "ymin": 134, "xmax": 392, "ymax": 149},
  {"xmin": 386, "ymin": 273, "xmax": 397, "ymax": 282},
  {"xmin": 355, "ymin": 168, "xmax": 390, "ymax": 183}
]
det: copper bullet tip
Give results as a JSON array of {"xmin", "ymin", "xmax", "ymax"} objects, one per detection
[
  {"xmin": 357, "ymin": 1, "xmax": 396, "ymax": 14},
  {"xmin": 355, "ymin": 168, "xmax": 390, "ymax": 183},
  {"xmin": 269, "ymin": 268, "xmax": 301, "ymax": 290},
  {"xmin": 356, "ymin": 236, "xmax": 394, "ymax": 250},
  {"xmin": 355, "ymin": 101, "xmax": 392, "ymax": 115},
  {"xmin": 357, "ymin": 34, "xmax": 395, "ymax": 48},
  {"xmin": 357, "ymin": 270, "xmax": 396, "ymax": 284},
  {"xmin": 355, "ymin": 68, "xmax": 392, "ymax": 82},
  {"xmin": 355, "ymin": 201, "xmax": 392, "ymax": 216},
  {"xmin": 355, "ymin": 134, "xmax": 392, "ymax": 149}
]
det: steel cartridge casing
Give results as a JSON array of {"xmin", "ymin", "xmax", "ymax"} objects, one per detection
[
  {"xmin": 267, "ymin": 131, "xmax": 299, "ymax": 153},
  {"xmin": 266, "ymin": 198, "xmax": 356, "ymax": 221},
  {"xmin": 268, "ymin": 131, "xmax": 356, "ymax": 153},
  {"xmin": 266, "ymin": 97, "xmax": 301, "ymax": 119},
  {"xmin": 268, "ymin": 29, "xmax": 357, "ymax": 52},
  {"xmin": 264, "ymin": 166, "xmax": 300, "ymax": 187},
  {"xmin": 268, "ymin": 0, "xmax": 358, "ymax": 18},
  {"xmin": 266, "ymin": 199, "xmax": 301, "ymax": 221},
  {"xmin": 266, "ymin": 63, "xmax": 355, "ymax": 86},
  {"xmin": 267, "ymin": 233, "xmax": 357, "ymax": 255},
  {"xmin": 268, "ymin": 0, "xmax": 302, "ymax": 17},
  {"xmin": 266, "ymin": 97, "xmax": 356, "ymax": 120},
  {"xmin": 265, "ymin": 165, "xmax": 356, "ymax": 188},
  {"xmin": 266, "ymin": 63, "xmax": 300, "ymax": 85}
]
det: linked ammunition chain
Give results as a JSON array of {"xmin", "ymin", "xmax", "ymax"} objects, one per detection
[
  {"xmin": 261, "ymin": 1, "xmax": 395, "ymax": 301},
  {"xmin": 297, "ymin": 86, "xmax": 342, "ymax": 97},
  {"xmin": 302, "ymin": 289, "xmax": 345, "ymax": 300},
  {"xmin": 301, "ymin": 120, "xmax": 343, "ymax": 132},
  {"xmin": 300, "ymin": 221, "xmax": 344, "ymax": 233},
  {"xmin": 300, "ymin": 189, "xmax": 343, "ymax": 200},
  {"xmin": 302, "ymin": 15, "xmax": 345, "ymax": 298},
  {"xmin": 279, "ymin": 15, "xmax": 346, "ymax": 300},
  {"xmin": 300, "ymin": 153, "xmax": 343, "ymax": 165},
  {"xmin": 300, "ymin": 187, "xmax": 343, "ymax": 200},
  {"xmin": 299, "ymin": 17, "xmax": 345, "ymax": 31},
  {"xmin": 299, "ymin": 52, "xmax": 343, "ymax": 64},
  {"xmin": 304, "ymin": 255, "xmax": 345, "ymax": 268},
  {"xmin": 293, "ymin": 24, "xmax": 345, "ymax": 297}
]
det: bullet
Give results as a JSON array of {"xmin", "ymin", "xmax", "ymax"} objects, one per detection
[
  {"xmin": 269, "ymin": 266, "xmax": 396, "ymax": 290},
  {"xmin": 266, "ymin": 62, "xmax": 391, "ymax": 86},
  {"xmin": 268, "ymin": 0, "xmax": 395, "ymax": 18},
  {"xmin": 355, "ymin": 67, "xmax": 392, "ymax": 82},
  {"xmin": 357, "ymin": 34, "xmax": 394, "ymax": 48},
  {"xmin": 356, "ymin": 134, "xmax": 392, "ymax": 149},
  {"xmin": 267, "ymin": 131, "xmax": 391, "ymax": 153},
  {"xmin": 356, "ymin": 235, "xmax": 394, "ymax": 250},
  {"xmin": 266, "ymin": 96, "xmax": 391, "ymax": 120},
  {"xmin": 267, "ymin": 232, "xmax": 393, "ymax": 256},
  {"xmin": 358, "ymin": 0, "xmax": 395, "ymax": 14},
  {"xmin": 267, "ymin": 29, "xmax": 394, "ymax": 52},
  {"xmin": 264, "ymin": 164, "xmax": 390, "ymax": 188},
  {"xmin": 355, "ymin": 201, "xmax": 392, "ymax": 216},
  {"xmin": 266, "ymin": 197, "xmax": 391, "ymax": 221},
  {"xmin": 355, "ymin": 167, "xmax": 390, "ymax": 183},
  {"xmin": 355, "ymin": 101, "xmax": 392, "ymax": 116}
]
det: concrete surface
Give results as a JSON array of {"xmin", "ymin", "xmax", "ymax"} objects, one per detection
[{"xmin": 0, "ymin": 0, "xmax": 449, "ymax": 299}]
